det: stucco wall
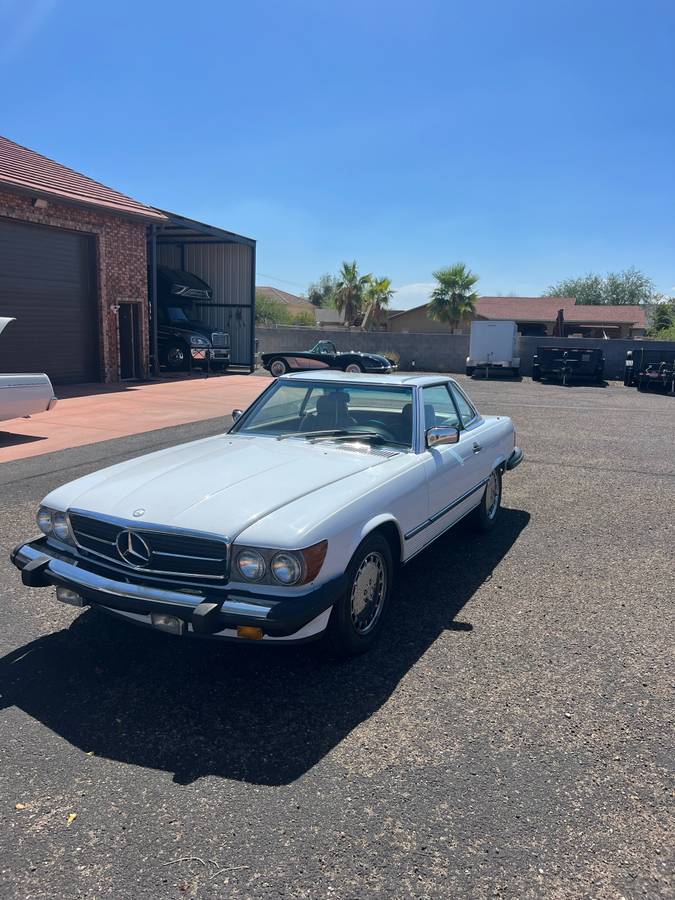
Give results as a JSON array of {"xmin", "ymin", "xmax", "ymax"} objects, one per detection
[
  {"xmin": 0, "ymin": 188, "xmax": 149, "ymax": 382},
  {"xmin": 256, "ymin": 325, "xmax": 675, "ymax": 379}
]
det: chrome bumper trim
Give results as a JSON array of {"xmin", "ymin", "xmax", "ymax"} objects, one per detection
[
  {"xmin": 506, "ymin": 447, "xmax": 524, "ymax": 470},
  {"xmin": 14, "ymin": 544, "xmax": 269, "ymax": 619}
]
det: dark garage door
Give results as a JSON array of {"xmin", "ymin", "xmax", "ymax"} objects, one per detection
[{"xmin": 0, "ymin": 217, "xmax": 98, "ymax": 383}]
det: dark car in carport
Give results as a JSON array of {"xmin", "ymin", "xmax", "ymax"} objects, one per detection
[{"xmin": 154, "ymin": 266, "xmax": 230, "ymax": 371}]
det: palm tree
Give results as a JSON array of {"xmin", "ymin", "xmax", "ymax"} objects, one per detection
[
  {"xmin": 333, "ymin": 261, "xmax": 372, "ymax": 325},
  {"xmin": 362, "ymin": 276, "xmax": 395, "ymax": 330},
  {"xmin": 427, "ymin": 263, "xmax": 479, "ymax": 332}
]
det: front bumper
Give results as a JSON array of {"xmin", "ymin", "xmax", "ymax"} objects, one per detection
[
  {"xmin": 11, "ymin": 539, "xmax": 345, "ymax": 643},
  {"xmin": 506, "ymin": 447, "xmax": 524, "ymax": 470},
  {"xmin": 191, "ymin": 348, "xmax": 230, "ymax": 361},
  {"xmin": 364, "ymin": 364, "xmax": 398, "ymax": 374}
]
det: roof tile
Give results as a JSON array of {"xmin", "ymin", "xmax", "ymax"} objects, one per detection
[{"xmin": 0, "ymin": 135, "xmax": 166, "ymax": 222}]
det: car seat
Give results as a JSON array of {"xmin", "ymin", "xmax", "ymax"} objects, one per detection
[{"xmin": 300, "ymin": 392, "xmax": 356, "ymax": 431}]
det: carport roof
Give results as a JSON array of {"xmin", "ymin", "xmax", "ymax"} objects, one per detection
[
  {"xmin": 0, "ymin": 135, "xmax": 166, "ymax": 222},
  {"xmin": 153, "ymin": 209, "xmax": 255, "ymax": 247}
]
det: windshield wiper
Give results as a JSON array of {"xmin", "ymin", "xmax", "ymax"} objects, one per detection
[
  {"xmin": 276, "ymin": 429, "xmax": 349, "ymax": 441},
  {"xmin": 310, "ymin": 432, "xmax": 407, "ymax": 448}
]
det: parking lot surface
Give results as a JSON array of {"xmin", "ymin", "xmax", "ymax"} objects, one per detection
[
  {"xmin": 0, "ymin": 374, "xmax": 264, "ymax": 464},
  {"xmin": 0, "ymin": 377, "xmax": 672, "ymax": 899}
]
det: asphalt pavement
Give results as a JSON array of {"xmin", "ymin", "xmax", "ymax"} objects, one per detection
[{"xmin": 0, "ymin": 376, "xmax": 673, "ymax": 899}]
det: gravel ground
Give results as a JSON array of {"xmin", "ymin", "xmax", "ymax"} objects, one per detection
[{"xmin": 0, "ymin": 376, "xmax": 672, "ymax": 899}]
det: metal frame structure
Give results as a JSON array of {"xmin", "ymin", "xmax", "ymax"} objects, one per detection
[{"xmin": 147, "ymin": 211, "xmax": 256, "ymax": 376}]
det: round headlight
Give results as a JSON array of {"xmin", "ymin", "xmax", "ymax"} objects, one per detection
[
  {"xmin": 271, "ymin": 552, "xmax": 302, "ymax": 585},
  {"xmin": 36, "ymin": 507, "xmax": 53, "ymax": 535},
  {"xmin": 236, "ymin": 549, "xmax": 266, "ymax": 581},
  {"xmin": 52, "ymin": 512, "xmax": 71, "ymax": 542}
]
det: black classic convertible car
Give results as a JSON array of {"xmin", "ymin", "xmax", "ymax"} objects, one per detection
[{"xmin": 261, "ymin": 340, "xmax": 396, "ymax": 377}]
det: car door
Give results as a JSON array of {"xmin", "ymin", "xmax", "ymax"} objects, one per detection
[
  {"xmin": 446, "ymin": 381, "xmax": 493, "ymax": 494},
  {"xmin": 417, "ymin": 383, "xmax": 491, "ymax": 547}
]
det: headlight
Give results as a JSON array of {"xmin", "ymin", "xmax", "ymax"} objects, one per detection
[
  {"xmin": 231, "ymin": 541, "xmax": 327, "ymax": 586},
  {"xmin": 37, "ymin": 507, "xmax": 53, "ymax": 535},
  {"xmin": 189, "ymin": 335, "xmax": 210, "ymax": 347},
  {"xmin": 36, "ymin": 506, "xmax": 73, "ymax": 544},
  {"xmin": 270, "ymin": 552, "xmax": 302, "ymax": 585},
  {"xmin": 236, "ymin": 549, "xmax": 266, "ymax": 581},
  {"xmin": 52, "ymin": 512, "xmax": 71, "ymax": 542}
]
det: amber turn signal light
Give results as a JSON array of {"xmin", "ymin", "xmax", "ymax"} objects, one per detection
[{"xmin": 237, "ymin": 625, "xmax": 264, "ymax": 641}]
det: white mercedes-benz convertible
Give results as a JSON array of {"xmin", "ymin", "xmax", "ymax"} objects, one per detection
[{"xmin": 12, "ymin": 372, "xmax": 523, "ymax": 655}]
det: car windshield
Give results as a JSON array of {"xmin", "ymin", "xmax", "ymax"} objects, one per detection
[
  {"xmin": 231, "ymin": 381, "xmax": 415, "ymax": 449},
  {"xmin": 310, "ymin": 341, "xmax": 336, "ymax": 354},
  {"xmin": 165, "ymin": 306, "xmax": 190, "ymax": 323}
]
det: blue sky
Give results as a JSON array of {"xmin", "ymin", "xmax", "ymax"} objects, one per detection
[{"xmin": 2, "ymin": 0, "xmax": 674, "ymax": 308}]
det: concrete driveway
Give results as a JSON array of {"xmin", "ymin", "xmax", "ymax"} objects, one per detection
[
  {"xmin": 0, "ymin": 374, "xmax": 267, "ymax": 464},
  {"xmin": 0, "ymin": 376, "xmax": 672, "ymax": 898}
]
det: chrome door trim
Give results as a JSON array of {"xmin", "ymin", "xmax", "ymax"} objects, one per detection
[{"xmin": 403, "ymin": 476, "xmax": 489, "ymax": 540}]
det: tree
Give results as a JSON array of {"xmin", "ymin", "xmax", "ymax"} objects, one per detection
[
  {"xmin": 362, "ymin": 276, "xmax": 395, "ymax": 331},
  {"xmin": 306, "ymin": 273, "xmax": 338, "ymax": 308},
  {"xmin": 292, "ymin": 310, "xmax": 316, "ymax": 326},
  {"xmin": 648, "ymin": 300, "xmax": 675, "ymax": 335},
  {"xmin": 255, "ymin": 292, "xmax": 292, "ymax": 325},
  {"xmin": 545, "ymin": 269, "xmax": 659, "ymax": 305},
  {"xmin": 427, "ymin": 263, "xmax": 479, "ymax": 332},
  {"xmin": 333, "ymin": 261, "xmax": 372, "ymax": 325},
  {"xmin": 365, "ymin": 276, "xmax": 395, "ymax": 314}
]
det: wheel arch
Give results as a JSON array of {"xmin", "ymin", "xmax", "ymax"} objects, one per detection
[{"xmin": 359, "ymin": 515, "xmax": 404, "ymax": 567}]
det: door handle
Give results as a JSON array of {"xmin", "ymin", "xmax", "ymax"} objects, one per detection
[{"xmin": 472, "ymin": 442, "xmax": 482, "ymax": 453}]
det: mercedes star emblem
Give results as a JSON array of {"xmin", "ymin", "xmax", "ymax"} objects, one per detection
[{"xmin": 116, "ymin": 530, "xmax": 152, "ymax": 567}]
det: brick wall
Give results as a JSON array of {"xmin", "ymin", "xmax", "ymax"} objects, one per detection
[{"xmin": 0, "ymin": 188, "xmax": 149, "ymax": 382}]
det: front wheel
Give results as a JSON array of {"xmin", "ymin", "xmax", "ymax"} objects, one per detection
[
  {"xmin": 466, "ymin": 367, "xmax": 475, "ymax": 377},
  {"xmin": 163, "ymin": 343, "xmax": 189, "ymax": 371},
  {"xmin": 269, "ymin": 358, "xmax": 289, "ymax": 377},
  {"xmin": 344, "ymin": 362, "xmax": 364, "ymax": 373},
  {"xmin": 325, "ymin": 533, "xmax": 393, "ymax": 657},
  {"xmin": 470, "ymin": 468, "xmax": 502, "ymax": 533}
]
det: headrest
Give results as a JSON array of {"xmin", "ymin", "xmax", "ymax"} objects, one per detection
[
  {"xmin": 424, "ymin": 404, "xmax": 436, "ymax": 426},
  {"xmin": 317, "ymin": 392, "xmax": 350, "ymax": 412}
]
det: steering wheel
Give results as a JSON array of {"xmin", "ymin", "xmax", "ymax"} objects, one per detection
[{"xmin": 360, "ymin": 420, "xmax": 400, "ymax": 443}]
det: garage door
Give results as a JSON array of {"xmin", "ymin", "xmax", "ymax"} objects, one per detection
[{"xmin": 0, "ymin": 217, "xmax": 98, "ymax": 383}]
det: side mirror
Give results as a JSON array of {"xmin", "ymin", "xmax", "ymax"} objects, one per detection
[
  {"xmin": 426, "ymin": 425, "xmax": 460, "ymax": 448},
  {"xmin": 232, "ymin": 408, "xmax": 243, "ymax": 423}
]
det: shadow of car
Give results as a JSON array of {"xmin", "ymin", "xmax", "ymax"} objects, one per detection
[{"xmin": 0, "ymin": 509, "xmax": 529, "ymax": 786}]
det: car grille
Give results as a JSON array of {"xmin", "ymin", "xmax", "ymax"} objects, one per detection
[
  {"xmin": 211, "ymin": 332, "xmax": 229, "ymax": 349},
  {"xmin": 69, "ymin": 511, "xmax": 229, "ymax": 580}
]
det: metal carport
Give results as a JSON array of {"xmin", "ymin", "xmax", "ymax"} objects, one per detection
[{"xmin": 148, "ymin": 212, "xmax": 256, "ymax": 374}]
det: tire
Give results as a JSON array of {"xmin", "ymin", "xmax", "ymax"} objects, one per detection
[
  {"xmin": 269, "ymin": 358, "xmax": 289, "ymax": 377},
  {"xmin": 163, "ymin": 342, "xmax": 189, "ymax": 371},
  {"xmin": 466, "ymin": 367, "xmax": 475, "ymax": 377},
  {"xmin": 344, "ymin": 362, "xmax": 364, "ymax": 373},
  {"xmin": 532, "ymin": 365, "xmax": 541, "ymax": 382},
  {"xmin": 325, "ymin": 532, "xmax": 393, "ymax": 657},
  {"xmin": 470, "ymin": 468, "xmax": 502, "ymax": 533}
]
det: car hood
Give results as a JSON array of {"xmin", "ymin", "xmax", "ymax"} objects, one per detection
[{"xmin": 45, "ymin": 434, "xmax": 393, "ymax": 541}]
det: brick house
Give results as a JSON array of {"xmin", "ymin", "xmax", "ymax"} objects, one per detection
[{"xmin": 0, "ymin": 135, "xmax": 166, "ymax": 383}]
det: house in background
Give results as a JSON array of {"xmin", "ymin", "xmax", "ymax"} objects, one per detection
[
  {"xmin": 387, "ymin": 295, "xmax": 647, "ymax": 339},
  {"xmin": 256, "ymin": 286, "xmax": 316, "ymax": 319}
]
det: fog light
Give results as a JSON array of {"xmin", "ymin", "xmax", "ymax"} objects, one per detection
[
  {"xmin": 237, "ymin": 625, "xmax": 264, "ymax": 641},
  {"xmin": 150, "ymin": 613, "xmax": 185, "ymax": 635},
  {"xmin": 56, "ymin": 587, "xmax": 84, "ymax": 607}
]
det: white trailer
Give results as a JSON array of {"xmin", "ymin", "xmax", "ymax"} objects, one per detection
[
  {"xmin": 0, "ymin": 318, "xmax": 57, "ymax": 423},
  {"xmin": 466, "ymin": 320, "xmax": 520, "ymax": 377}
]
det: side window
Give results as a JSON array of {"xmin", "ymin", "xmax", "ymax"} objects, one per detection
[
  {"xmin": 449, "ymin": 384, "xmax": 477, "ymax": 427},
  {"xmin": 422, "ymin": 385, "xmax": 459, "ymax": 429}
]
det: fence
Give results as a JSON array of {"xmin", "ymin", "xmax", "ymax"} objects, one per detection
[{"xmin": 255, "ymin": 326, "xmax": 675, "ymax": 379}]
